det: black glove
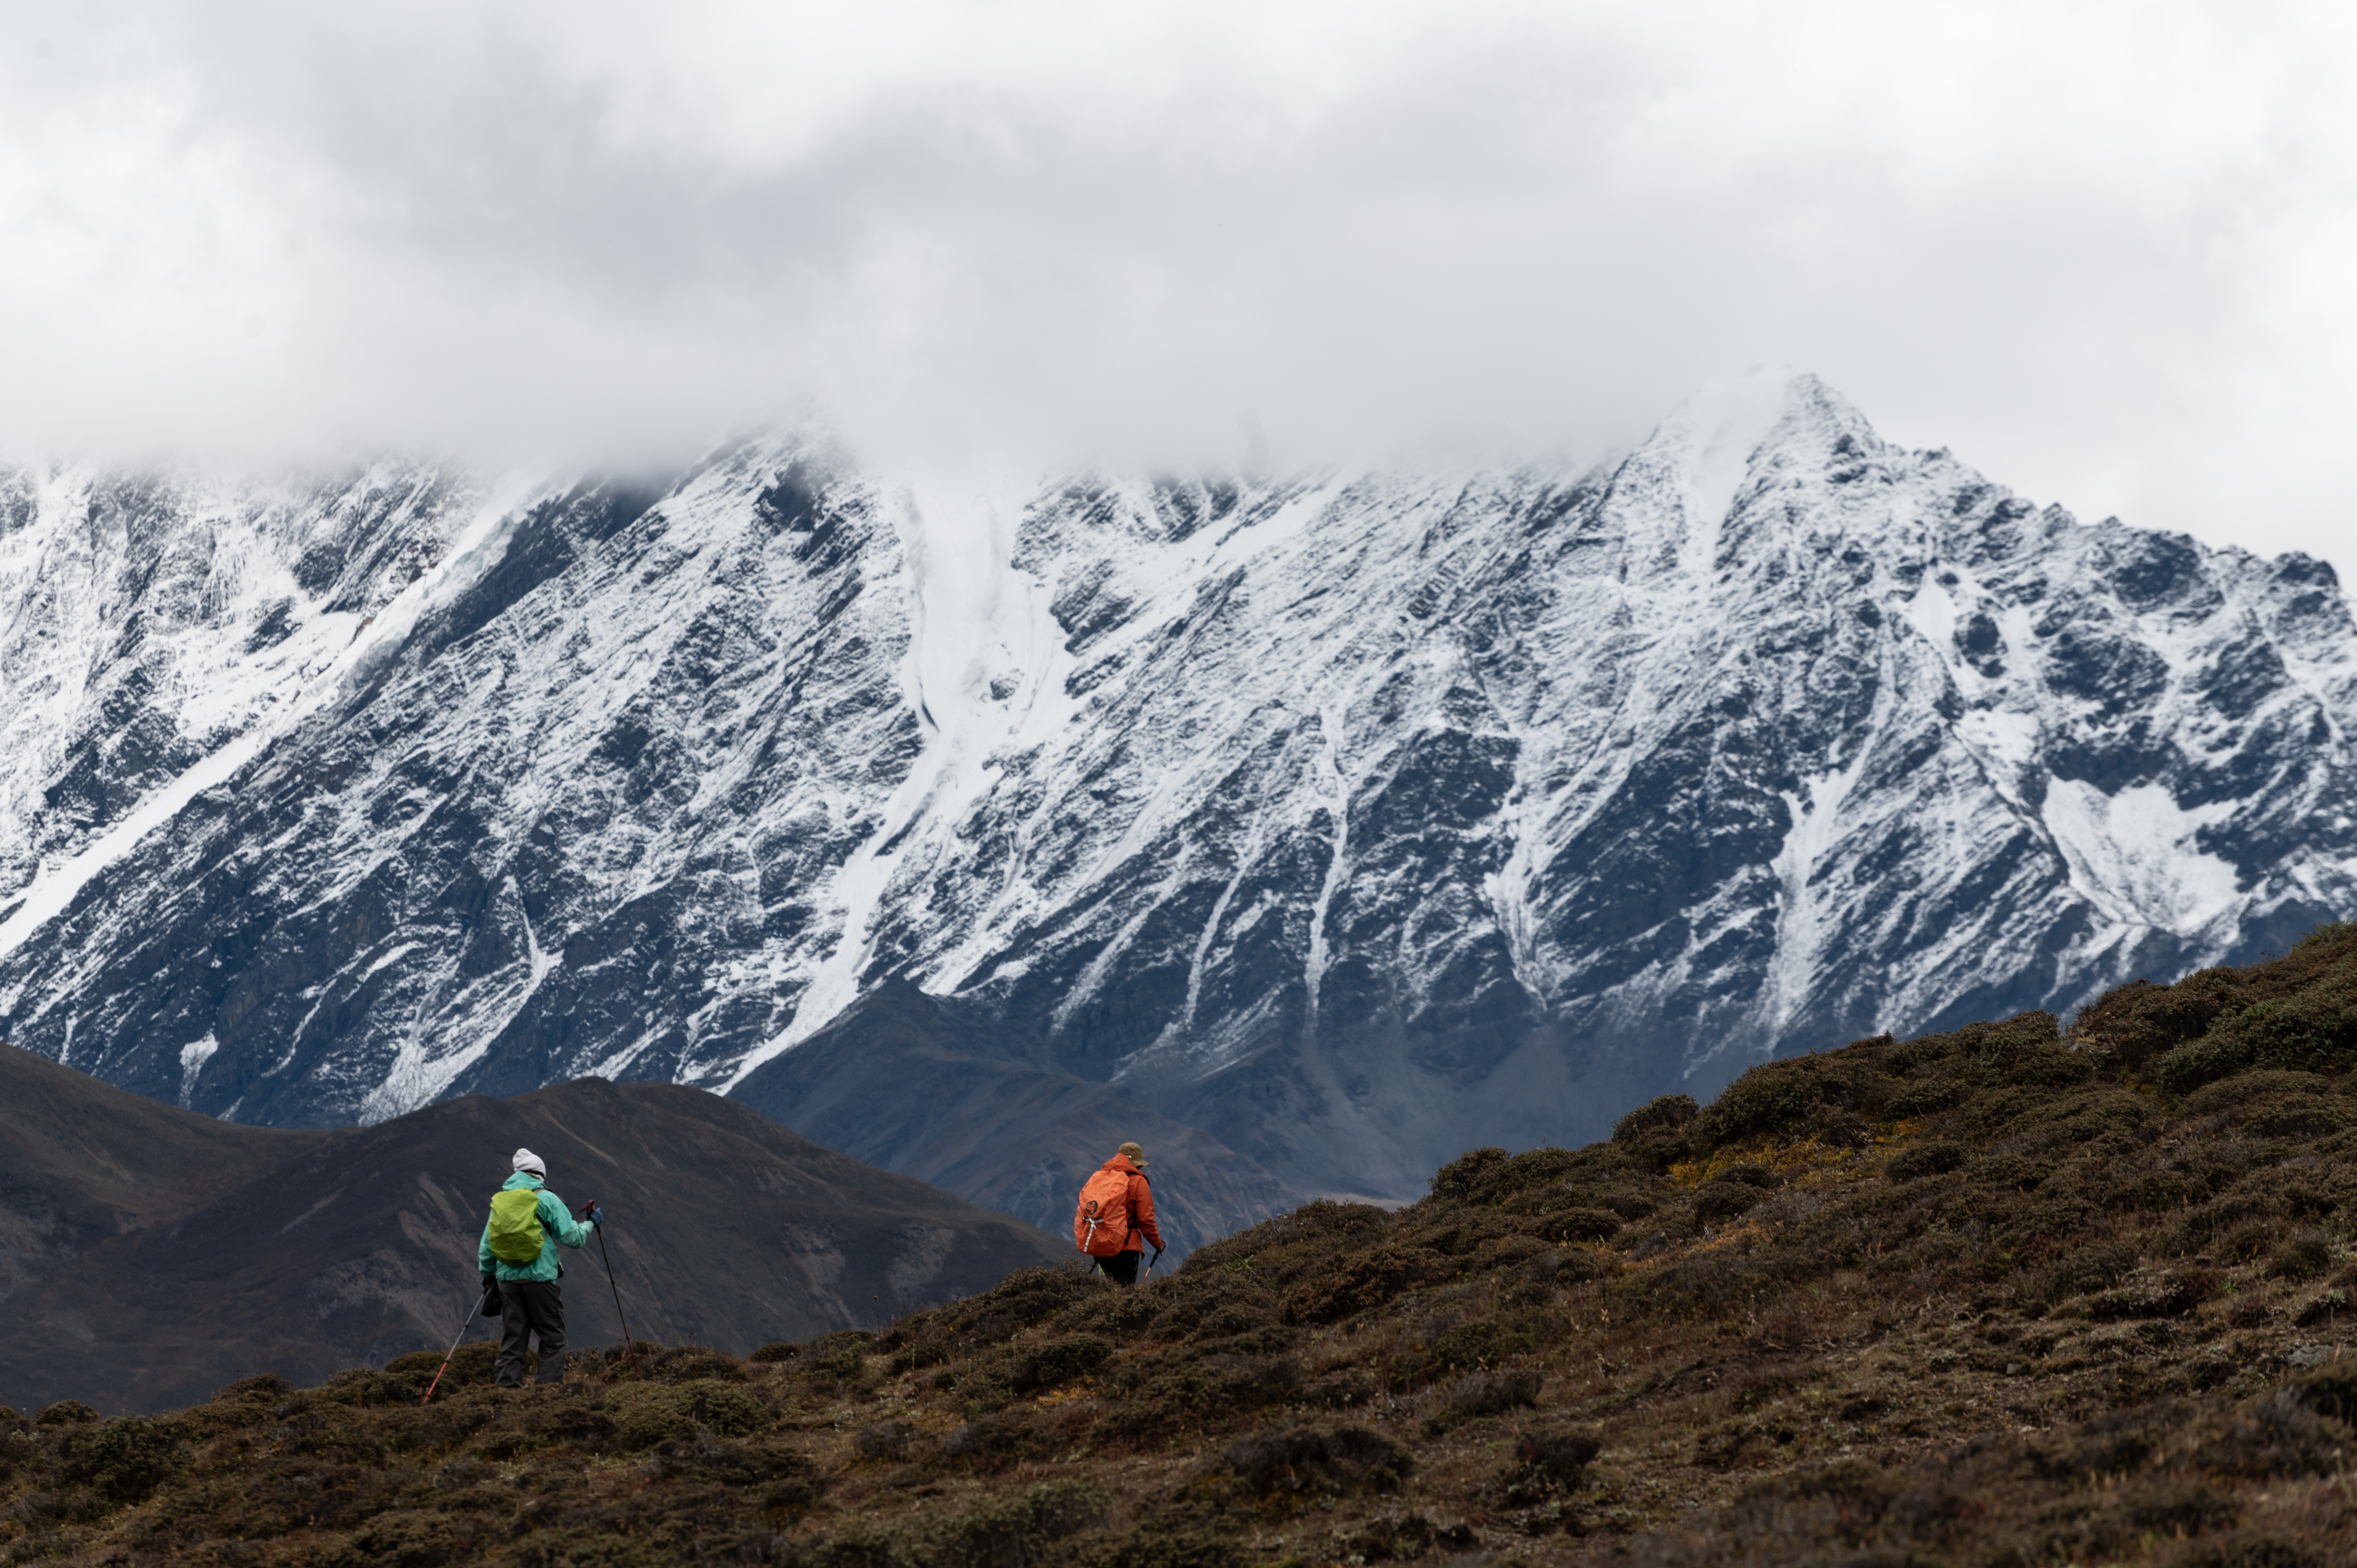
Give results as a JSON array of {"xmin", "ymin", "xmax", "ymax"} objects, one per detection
[{"xmin": 479, "ymin": 1275, "xmax": 502, "ymax": 1314}]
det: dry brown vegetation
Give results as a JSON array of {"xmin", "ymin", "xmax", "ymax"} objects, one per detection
[{"xmin": 11, "ymin": 927, "xmax": 2357, "ymax": 1566}]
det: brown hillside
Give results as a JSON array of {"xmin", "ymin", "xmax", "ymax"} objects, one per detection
[
  {"xmin": 0, "ymin": 1057, "xmax": 1065, "ymax": 1416},
  {"xmin": 0, "ymin": 1044, "xmax": 322, "ymax": 1300},
  {"xmin": 8, "ymin": 927, "xmax": 2357, "ymax": 1565}
]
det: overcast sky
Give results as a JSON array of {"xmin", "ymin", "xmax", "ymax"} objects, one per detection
[{"xmin": 1, "ymin": 1, "xmax": 2350, "ymax": 563}]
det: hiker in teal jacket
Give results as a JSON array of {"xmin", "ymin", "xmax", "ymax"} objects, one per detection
[{"xmin": 477, "ymin": 1148, "xmax": 597, "ymax": 1387}]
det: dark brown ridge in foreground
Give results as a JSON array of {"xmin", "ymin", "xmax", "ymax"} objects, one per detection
[
  {"xmin": 0, "ymin": 1058, "xmax": 1065, "ymax": 1415},
  {"xmin": 8, "ymin": 926, "xmax": 2357, "ymax": 1566}
]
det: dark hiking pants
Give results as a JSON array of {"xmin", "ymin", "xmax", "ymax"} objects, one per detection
[
  {"xmin": 1096, "ymin": 1250, "xmax": 1142, "ymax": 1287},
  {"xmin": 496, "ymin": 1279, "xmax": 566, "ymax": 1386}
]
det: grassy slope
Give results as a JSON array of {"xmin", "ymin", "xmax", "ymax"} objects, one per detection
[{"xmin": 11, "ymin": 929, "xmax": 2357, "ymax": 1566}]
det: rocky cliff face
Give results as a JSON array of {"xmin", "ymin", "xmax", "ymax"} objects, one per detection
[{"xmin": 3, "ymin": 376, "xmax": 2352, "ymax": 1213}]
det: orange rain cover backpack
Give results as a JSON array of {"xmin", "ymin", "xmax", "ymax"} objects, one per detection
[{"xmin": 1073, "ymin": 1166, "xmax": 1134, "ymax": 1257}]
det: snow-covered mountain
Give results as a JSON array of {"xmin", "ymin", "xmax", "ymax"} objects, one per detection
[{"xmin": 3, "ymin": 375, "xmax": 2352, "ymax": 1224}]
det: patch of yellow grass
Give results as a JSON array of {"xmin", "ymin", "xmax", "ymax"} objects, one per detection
[
  {"xmin": 1669, "ymin": 1121, "xmax": 1922, "ymax": 1191},
  {"xmin": 1687, "ymin": 1218, "xmax": 1775, "ymax": 1256}
]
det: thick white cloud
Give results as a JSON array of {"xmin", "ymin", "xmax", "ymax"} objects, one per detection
[{"xmin": 0, "ymin": 0, "xmax": 2351, "ymax": 560}]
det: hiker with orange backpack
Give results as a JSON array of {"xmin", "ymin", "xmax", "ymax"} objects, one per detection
[
  {"xmin": 479, "ymin": 1148, "xmax": 599, "ymax": 1387},
  {"xmin": 1072, "ymin": 1141, "xmax": 1164, "ymax": 1285}
]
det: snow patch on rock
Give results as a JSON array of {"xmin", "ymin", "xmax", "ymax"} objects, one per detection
[{"xmin": 2041, "ymin": 779, "xmax": 2243, "ymax": 937}]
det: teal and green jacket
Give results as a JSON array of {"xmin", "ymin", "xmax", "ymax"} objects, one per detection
[{"xmin": 476, "ymin": 1172, "xmax": 592, "ymax": 1283}]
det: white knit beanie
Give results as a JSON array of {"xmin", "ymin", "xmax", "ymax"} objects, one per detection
[{"xmin": 512, "ymin": 1147, "xmax": 546, "ymax": 1176}]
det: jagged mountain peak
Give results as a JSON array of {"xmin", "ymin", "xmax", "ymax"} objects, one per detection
[{"xmin": 0, "ymin": 379, "xmax": 2350, "ymax": 1231}]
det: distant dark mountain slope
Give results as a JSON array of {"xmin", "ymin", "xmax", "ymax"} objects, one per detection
[
  {"xmin": 0, "ymin": 1049, "xmax": 1063, "ymax": 1414},
  {"xmin": 0, "ymin": 1044, "xmax": 322, "ymax": 1311},
  {"xmin": 729, "ymin": 980, "xmax": 1306, "ymax": 1259}
]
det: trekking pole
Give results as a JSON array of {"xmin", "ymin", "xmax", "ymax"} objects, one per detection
[
  {"xmin": 593, "ymin": 1218, "xmax": 636, "ymax": 1358},
  {"xmin": 420, "ymin": 1291, "xmax": 486, "ymax": 1407}
]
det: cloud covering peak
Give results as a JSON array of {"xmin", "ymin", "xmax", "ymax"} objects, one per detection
[{"xmin": 2, "ymin": 1, "xmax": 2352, "ymax": 561}]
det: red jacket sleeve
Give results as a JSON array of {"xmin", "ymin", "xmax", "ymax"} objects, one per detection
[{"xmin": 1128, "ymin": 1170, "xmax": 1164, "ymax": 1251}]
